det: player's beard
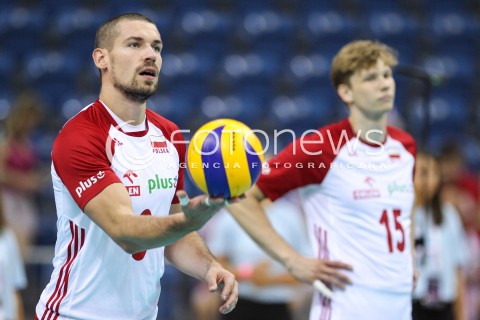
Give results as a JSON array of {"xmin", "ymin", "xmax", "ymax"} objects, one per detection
[{"xmin": 112, "ymin": 65, "xmax": 158, "ymax": 104}]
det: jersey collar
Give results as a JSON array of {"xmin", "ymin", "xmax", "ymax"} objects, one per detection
[{"xmin": 94, "ymin": 100, "xmax": 150, "ymax": 137}]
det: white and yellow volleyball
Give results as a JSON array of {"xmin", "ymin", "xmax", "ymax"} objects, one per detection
[{"xmin": 187, "ymin": 119, "xmax": 264, "ymax": 198}]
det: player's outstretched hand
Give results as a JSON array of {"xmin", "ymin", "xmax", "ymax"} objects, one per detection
[
  {"xmin": 205, "ymin": 261, "xmax": 238, "ymax": 314},
  {"xmin": 286, "ymin": 256, "xmax": 353, "ymax": 292},
  {"xmin": 176, "ymin": 190, "xmax": 243, "ymax": 229}
]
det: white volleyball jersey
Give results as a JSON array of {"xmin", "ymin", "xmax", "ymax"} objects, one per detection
[
  {"xmin": 36, "ymin": 100, "xmax": 185, "ymax": 320},
  {"xmin": 257, "ymin": 118, "xmax": 416, "ymax": 320}
]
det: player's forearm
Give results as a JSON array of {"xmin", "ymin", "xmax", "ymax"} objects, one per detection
[
  {"xmin": 228, "ymin": 196, "xmax": 302, "ymax": 269},
  {"xmin": 112, "ymin": 212, "xmax": 199, "ymax": 254},
  {"xmin": 164, "ymin": 232, "xmax": 218, "ymax": 281},
  {"xmin": 455, "ymin": 267, "xmax": 465, "ymax": 320},
  {"xmin": 16, "ymin": 290, "xmax": 25, "ymax": 320}
]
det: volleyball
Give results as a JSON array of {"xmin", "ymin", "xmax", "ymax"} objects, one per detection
[{"xmin": 187, "ymin": 119, "xmax": 264, "ymax": 198}]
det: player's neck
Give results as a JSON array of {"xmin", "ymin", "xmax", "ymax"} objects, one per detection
[
  {"xmin": 348, "ymin": 110, "xmax": 388, "ymax": 144},
  {"xmin": 99, "ymin": 89, "xmax": 146, "ymax": 125}
]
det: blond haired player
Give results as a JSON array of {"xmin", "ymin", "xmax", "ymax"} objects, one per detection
[{"xmin": 228, "ymin": 40, "xmax": 416, "ymax": 319}]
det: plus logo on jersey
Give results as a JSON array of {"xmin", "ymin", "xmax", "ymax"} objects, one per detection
[
  {"xmin": 75, "ymin": 171, "xmax": 105, "ymax": 198},
  {"xmin": 151, "ymin": 135, "xmax": 169, "ymax": 154},
  {"xmin": 123, "ymin": 170, "xmax": 141, "ymax": 197},
  {"xmin": 148, "ymin": 175, "xmax": 178, "ymax": 193}
]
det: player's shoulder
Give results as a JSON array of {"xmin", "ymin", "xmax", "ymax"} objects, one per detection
[
  {"xmin": 297, "ymin": 118, "xmax": 354, "ymax": 154},
  {"xmin": 317, "ymin": 118, "xmax": 353, "ymax": 137},
  {"xmin": 296, "ymin": 118, "xmax": 350, "ymax": 142},
  {"xmin": 146, "ymin": 109, "xmax": 182, "ymax": 138},
  {"xmin": 55, "ymin": 101, "xmax": 110, "ymax": 149},
  {"xmin": 387, "ymin": 125, "xmax": 416, "ymax": 153}
]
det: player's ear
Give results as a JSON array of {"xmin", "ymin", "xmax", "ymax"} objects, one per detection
[
  {"xmin": 92, "ymin": 48, "xmax": 108, "ymax": 70},
  {"xmin": 337, "ymin": 84, "xmax": 353, "ymax": 105}
]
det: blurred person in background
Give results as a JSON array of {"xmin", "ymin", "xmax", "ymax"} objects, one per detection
[
  {"xmin": 0, "ymin": 91, "xmax": 44, "ymax": 258},
  {"xmin": 412, "ymin": 152, "xmax": 468, "ymax": 320},
  {"xmin": 439, "ymin": 143, "xmax": 480, "ymax": 320},
  {"xmin": 35, "ymin": 13, "xmax": 238, "ymax": 320},
  {"xmin": 227, "ymin": 40, "xmax": 417, "ymax": 319},
  {"xmin": 0, "ymin": 194, "xmax": 28, "ymax": 320},
  {"xmin": 193, "ymin": 191, "xmax": 311, "ymax": 320}
]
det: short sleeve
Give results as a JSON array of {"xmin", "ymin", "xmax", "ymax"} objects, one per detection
[
  {"xmin": 257, "ymin": 130, "xmax": 338, "ymax": 201},
  {"xmin": 52, "ymin": 125, "xmax": 121, "ymax": 210}
]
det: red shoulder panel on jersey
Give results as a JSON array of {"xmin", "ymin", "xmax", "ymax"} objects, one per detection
[
  {"xmin": 52, "ymin": 102, "xmax": 122, "ymax": 210},
  {"xmin": 387, "ymin": 126, "xmax": 417, "ymax": 158},
  {"xmin": 257, "ymin": 118, "xmax": 355, "ymax": 201}
]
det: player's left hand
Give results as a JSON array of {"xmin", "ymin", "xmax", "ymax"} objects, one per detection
[
  {"xmin": 205, "ymin": 261, "xmax": 238, "ymax": 314},
  {"xmin": 177, "ymin": 190, "xmax": 244, "ymax": 231}
]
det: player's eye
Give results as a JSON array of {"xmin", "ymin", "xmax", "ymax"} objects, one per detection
[{"xmin": 128, "ymin": 42, "xmax": 140, "ymax": 48}]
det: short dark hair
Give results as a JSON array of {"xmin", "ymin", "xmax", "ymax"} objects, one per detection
[{"xmin": 94, "ymin": 13, "xmax": 156, "ymax": 51}]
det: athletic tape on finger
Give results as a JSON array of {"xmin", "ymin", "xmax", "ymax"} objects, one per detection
[
  {"xmin": 204, "ymin": 196, "xmax": 211, "ymax": 207},
  {"xmin": 179, "ymin": 195, "xmax": 189, "ymax": 206},
  {"xmin": 313, "ymin": 280, "xmax": 333, "ymax": 299}
]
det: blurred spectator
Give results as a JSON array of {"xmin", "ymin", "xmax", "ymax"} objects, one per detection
[
  {"xmin": 439, "ymin": 142, "xmax": 480, "ymax": 320},
  {"xmin": 413, "ymin": 152, "xmax": 468, "ymax": 320},
  {"xmin": 439, "ymin": 142, "xmax": 480, "ymax": 230},
  {"xmin": 0, "ymin": 92, "xmax": 44, "ymax": 258},
  {"xmin": 0, "ymin": 193, "xmax": 27, "ymax": 320},
  {"xmin": 192, "ymin": 191, "xmax": 312, "ymax": 320}
]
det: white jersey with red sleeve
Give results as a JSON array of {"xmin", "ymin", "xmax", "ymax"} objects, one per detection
[
  {"xmin": 257, "ymin": 118, "xmax": 416, "ymax": 320},
  {"xmin": 36, "ymin": 100, "xmax": 186, "ymax": 320}
]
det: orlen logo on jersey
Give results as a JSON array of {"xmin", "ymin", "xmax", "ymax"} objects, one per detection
[
  {"xmin": 352, "ymin": 176, "xmax": 381, "ymax": 200},
  {"xmin": 123, "ymin": 170, "xmax": 141, "ymax": 197},
  {"xmin": 76, "ymin": 171, "xmax": 105, "ymax": 198}
]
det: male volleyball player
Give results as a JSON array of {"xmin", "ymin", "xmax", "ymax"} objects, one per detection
[
  {"xmin": 35, "ymin": 13, "xmax": 238, "ymax": 320},
  {"xmin": 228, "ymin": 40, "xmax": 416, "ymax": 319}
]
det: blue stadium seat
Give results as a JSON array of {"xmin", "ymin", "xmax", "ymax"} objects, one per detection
[
  {"xmin": 220, "ymin": 52, "xmax": 283, "ymax": 83},
  {"xmin": 419, "ymin": 89, "xmax": 471, "ymax": 134},
  {"xmin": 427, "ymin": 9, "xmax": 478, "ymax": 46},
  {"xmin": 53, "ymin": 7, "xmax": 110, "ymax": 55},
  {"xmin": 301, "ymin": 10, "xmax": 357, "ymax": 51},
  {"xmin": 196, "ymin": 92, "xmax": 267, "ymax": 125},
  {"xmin": 286, "ymin": 53, "xmax": 331, "ymax": 90},
  {"xmin": 178, "ymin": 10, "xmax": 234, "ymax": 59},
  {"xmin": 0, "ymin": 52, "xmax": 16, "ymax": 90},
  {"xmin": 269, "ymin": 85, "xmax": 338, "ymax": 132},
  {"xmin": 238, "ymin": 10, "xmax": 295, "ymax": 56},
  {"xmin": 365, "ymin": 10, "xmax": 420, "ymax": 65},
  {"xmin": 23, "ymin": 50, "xmax": 84, "ymax": 108},
  {"xmin": 1, "ymin": 5, "xmax": 48, "ymax": 58},
  {"xmin": 232, "ymin": 0, "xmax": 276, "ymax": 13},
  {"xmin": 419, "ymin": 52, "xmax": 476, "ymax": 86}
]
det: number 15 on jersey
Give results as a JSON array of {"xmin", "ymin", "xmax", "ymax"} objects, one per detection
[{"xmin": 379, "ymin": 209, "xmax": 405, "ymax": 253}]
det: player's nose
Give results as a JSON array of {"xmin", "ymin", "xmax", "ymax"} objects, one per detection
[{"xmin": 144, "ymin": 46, "xmax": 157, "ymax": 62}]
